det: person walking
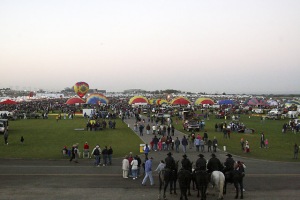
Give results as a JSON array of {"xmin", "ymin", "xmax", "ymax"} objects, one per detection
[
  {"xmin": 212, "ymin": 137, "xmax": 218, "ymax": 152},
  {"xmin": 200, "ymin": 139, "xmax": 205, "ymax": 152},
  {"xmin": 294, "ymin": 143, "xmax": 299, "ymax": 159},
  {"xmin": 194, "ymin": 137, "xmax": 200, "ymax": 152},
  {"xmin": 155, "ymin": 160, "xmax": 166, "ymax": 173},
  {"xmin": 143, "ymin": 144, "xmax": 150, "ymax": 159},
  {"xmin": 135, "ymin": 155, "xmax": 142, "ymax": 177},
  {"xmin": 141, "ymin": 157, "xmax": 154, "ymax": 186},
  {"xmin": 260, "ymin": 132, "xmax": 265, "ymax": 148},
  {"xmin": 175, "ymin": 137, "xmax": 180, "ymax": 153},
  {"xmin": 181, "ymin": 135, "xmax": 188, "ymax": 153},
  {"xmin": 3, "ymin": 130, "xmax": 8, "ymax": 145},
  {"xmin": 102, "ymin": 146, "xmax": 108, "ymax": 166},
  {"xmin": 122, "ymin": 155, "xmax": 129, "ymax": 178},
  {"xmin": 107, "ymin": 146, "xmax": 113, "ymax": 165},
  {"xmin": 152, "ymin": 136, "xmax": 159, "ymax": 151},
  {"xmin": 91, "ymin": 145, "xmax": 101, "ymax": 166},
  {"xmin": 207, "ymin": 139, "xmax": 212, "ymax": 152}
]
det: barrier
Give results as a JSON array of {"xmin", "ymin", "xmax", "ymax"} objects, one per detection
[{"xmin": 140, "ymin": 144, "xmax": 145, "ymax": 153}]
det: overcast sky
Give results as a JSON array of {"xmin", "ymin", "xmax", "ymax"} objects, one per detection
[{"xmin": 1, "ymin": 0, "xmax": 300, "ymax": 94}]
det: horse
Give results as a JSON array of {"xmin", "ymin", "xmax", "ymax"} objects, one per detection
[
  {"xmin": 193, "ymin": 169, "xmax": 209, "ymax": 200},
  {"xmin": 177, "ymin": 168, "xmax": 193, "ymax": 200},
  {"xmin": 158, "ymin": 161, "xmax": 179, "ymax": 200},
  {"xmin": 223, "ymin": 170, "xmax": 244, "ymax": 199},
  {"xmin": 210, "ymin": 171, "xmax": 225, "ymax": 200}
]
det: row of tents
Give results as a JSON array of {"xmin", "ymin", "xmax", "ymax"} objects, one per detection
[{"xmin": 1, "ymin": 95, "xmax": 300, "ymax": 107}]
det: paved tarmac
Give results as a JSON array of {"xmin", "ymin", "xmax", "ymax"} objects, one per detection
[{"xmin": 0, "ymin": 116, "xmax": 300, "ymax": 200}]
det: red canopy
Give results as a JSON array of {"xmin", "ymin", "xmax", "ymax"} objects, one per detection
[
  {"xmin": 66, "ymin": 97, "xmax": 85, "ymax": 105},
  {"xmin": 0, "ymin": 99, "xmax": 18, "ymax": 105}
]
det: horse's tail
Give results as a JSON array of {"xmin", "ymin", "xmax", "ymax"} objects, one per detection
[{"xmin": 218, "ymin": 171, "xmax": 225, "ymax": 199}]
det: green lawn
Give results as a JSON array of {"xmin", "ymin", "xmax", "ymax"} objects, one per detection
[
  {"xmin": 0, "ymin": 116, "xmax": 143, "ymax": 159},
  {"xmin": 173, "ymin": 114, "xmax": 300, "ymax": 162},
  {"xmin": 1, "ymin": 114, "xmax": 299, "ymax": 162}
]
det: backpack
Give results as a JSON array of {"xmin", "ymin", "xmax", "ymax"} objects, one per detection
[{"xmin": 93, "ymin": 148, "xmax": 100, "ymax": 155}]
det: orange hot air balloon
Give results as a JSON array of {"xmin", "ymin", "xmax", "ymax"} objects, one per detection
[{"xmin": 74, "ymin": 82, "xmax": 89, "ymax": 98}]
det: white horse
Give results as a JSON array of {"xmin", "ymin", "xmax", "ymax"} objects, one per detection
[{"xmin": 210, "ymin": 171, "xmax": 225, "ymax": 200}]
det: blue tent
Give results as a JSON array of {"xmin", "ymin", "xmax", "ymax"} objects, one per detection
[{"xmin": 218, "ymin": 99, "xmax": 235, "ymax": 105}]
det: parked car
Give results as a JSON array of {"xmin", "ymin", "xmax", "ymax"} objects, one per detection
[
  {"xmin": 0, "ymin": 122, "xmax": 5, "ymax": 134},
  {"xmin": 252, "ymin": 109, "xmax": 263, "ymax": 114},
  {"xmin": 265, "ymin": 114, "xmax": 281, "ymax": 120},
  {"xmin": 183, "ymin": 120, "xmax": 200, "ymax": 132}
]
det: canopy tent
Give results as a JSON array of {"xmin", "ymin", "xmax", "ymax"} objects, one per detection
[
  {"xmin": 0, "ymin": 99, "xmax": 18, "ymax": 105},
  {"xmin": 148, "ymin": 99, "xmax": 156, "ymax": 105},
  {"xmin": 244, "ymin": 98, "xmax": 269, "ymax": 106},
  {"xmin": 66, "ymin": 97, "xmax": 85, "ymax": 105},
  {"xmin": 170, "ymin": 96, "xmax": 191, "ymax": 105},
  {"xmin": 267, "ymin": 100, "xmax": 279, "ymax": 106},
  {"xmin": 86, "ymin": 93, "xmax": 109, "ymax": 105},
  {"xmin": 285, "ymin": 100, "xmax": 300, "ymax": 108},
  {"xmin": 157, "ymin": 99, "xmax": 169, "ymax": 105},
  {"xmin": 194, "ymin": 97, "xmax": 214, "ymax": 105},
  {"xmin": 259, "ymin": 99, "xmax": 269, "ymax": 106},
  {"xmin": 218, "ymin": 99, "xmax": 235, "ymax": 105},
  {"xmin": 128, "ymin": 96, "xmax": 149, "ymax": 105},
  {"xmin": 244, "ymin": 98, "xmax": 259, "ymax": 106}
]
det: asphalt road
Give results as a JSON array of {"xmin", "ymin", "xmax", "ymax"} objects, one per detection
[{"xmin": 0, "ymin": 117, "xmax": 300, "ymax": 200}]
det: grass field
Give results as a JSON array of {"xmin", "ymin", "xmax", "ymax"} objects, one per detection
[
  {"xmin": 0, "ymin": 114, "xmax": 299, "ymax": 162},
  {"xmin": 0, "ymin": 116, "xmax": 143, "ymax": 159},
  {"xmin": 173, "ymin": 114, "xmax": 300, "ymax": 162}
]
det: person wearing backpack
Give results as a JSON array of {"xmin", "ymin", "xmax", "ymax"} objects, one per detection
[{"xmin": 92, "ymin": 145, "xmax": 101, "ymax": 166}]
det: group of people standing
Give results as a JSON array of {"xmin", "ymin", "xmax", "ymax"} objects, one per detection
[{"xmin": 67, "ymin": 142, "xmax": 113, "ymax": 166}]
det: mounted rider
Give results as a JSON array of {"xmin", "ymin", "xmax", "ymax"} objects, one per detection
[
  {"xmin": 207, "ymin": 153, "xmax": 223, "ymax": 173},
  {"xmin": 195, "ymin": 153, "xmax": 207, "ymax": 171},
  {"xmin": 223, "ymin": 153, "xmax": 235, "ymax": 179},
  {"xmin": 181, "ymin": 154, "xmax": 192, "ymax": 171},
  {"xmin": 224, "ymin": 154, "xmax": 235, "ymax": 171},
  {"xmin": 165, "ymin": 152, "xmax": 176, "ymax": 171}
]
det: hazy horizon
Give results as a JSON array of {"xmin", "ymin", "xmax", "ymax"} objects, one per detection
[{"xmin": 1, "ymin": 0, "xmax": 300, "ymax": 94}]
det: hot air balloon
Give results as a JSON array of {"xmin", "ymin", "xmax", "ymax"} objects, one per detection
[{"xmin": 74, "ymin": 82, "xmax": 89, "ymax": 98}]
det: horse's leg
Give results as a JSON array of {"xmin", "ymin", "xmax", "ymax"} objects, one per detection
[
  {"xmin": 188, "ymin": 179, "xmax": 192, "ymax": 196},
  {"xmin": 158, "ymin": 177, "xmax": 162, "ymax": 200},
  {"xmin": 240, "ymin": 179, "xmax": 244, "ymax": 199},
  {"xmin": 163, "ymin": 181, "xmax": 169, "ymax": 199},
  {"xmin": 174, "ymin": 179, "xmax": 177, "ymax": 195},
  {"xmin": 234, "ymin": 181, "xmax": 239, "ymax": 199},
  {"xmin": 169, "ymin": 180, "xmax": 173, "ymax": 194},
  {"xmin": 223, "ymin": 180, "xmax": 227, "ymax": 194},
  {"xmin": 183, "ymin": 187, "xmax": 188, "ymax": 200}
]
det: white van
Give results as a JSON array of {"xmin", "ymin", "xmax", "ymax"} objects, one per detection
[
  {"xmin": 286, "ymin": 111, "xmax": 299, "ymax": 118},
  {"xmin": 253, "ymin": 108, "xmax": 263, "ymax": 114}
]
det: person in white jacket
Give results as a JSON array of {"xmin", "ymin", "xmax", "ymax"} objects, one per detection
[
  {"xmin": 131, "ymin": 157, "xmax": 139, "ymax": 180},
  {"xmin": 122, "ymin": 155, "xmax": 129, "ymax": 178}
]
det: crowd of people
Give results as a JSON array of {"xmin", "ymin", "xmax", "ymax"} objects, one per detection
[{"xmin": 63, "ymin": 142, "xmax": 113, "ymax": 166}]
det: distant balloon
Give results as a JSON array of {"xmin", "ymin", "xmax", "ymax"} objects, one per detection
[{"xmin": 74, "ymin": 82, "xmax": 89, "ymax": 98}]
